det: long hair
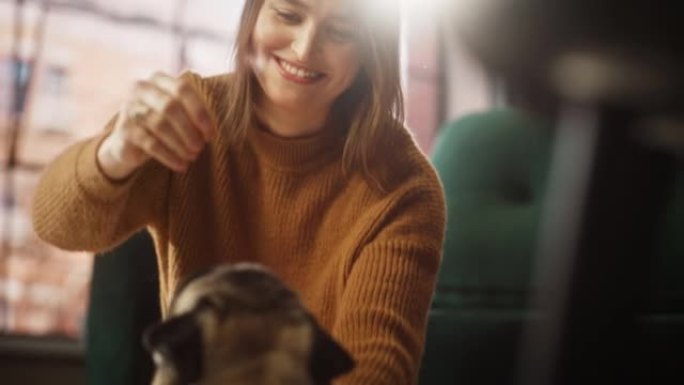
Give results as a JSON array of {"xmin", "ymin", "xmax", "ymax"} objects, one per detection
[{"xmin": 221, "ymin": 0, "xmax": 404, "ymax": 187}]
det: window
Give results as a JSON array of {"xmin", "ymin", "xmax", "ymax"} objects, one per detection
[
  {"xmin": 31, "ymin": 65, "xmax": 71, "ymax": 135},
  {"xmin": 0, "ymin": 58, "xmax": 32, "ymax": 121},
  {"xmin": 0, "ymin": 0, "xmax": 240, "ymax": 339}
]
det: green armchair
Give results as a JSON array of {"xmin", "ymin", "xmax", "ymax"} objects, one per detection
[
  {"xmin": 418, "ymin": 108, "xmax": 553, "ymax": 385},
  {"xmin": 419, "ymin": 108, "xmax": 684, "ymax": 384},
  {"xmin": 86, "ymin": 230, "xmax": 160, "ymax": 385}
]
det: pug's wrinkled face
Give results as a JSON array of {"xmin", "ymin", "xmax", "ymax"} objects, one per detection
[{"xmin": 143, "ymin": 263, "xmax": 354, "ymax": 385}]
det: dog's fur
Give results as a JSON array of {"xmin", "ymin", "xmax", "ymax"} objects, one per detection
[{"xmin": 143, "ymin": 263, "xmax": 354, "ymax": 385}]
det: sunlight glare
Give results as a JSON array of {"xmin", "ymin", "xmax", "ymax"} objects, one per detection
[{"xmin": 361, "ymin": 0, "xmax": 452, "ymax": 24}]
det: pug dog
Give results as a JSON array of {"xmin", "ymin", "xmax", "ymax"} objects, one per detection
[{"xmin": 143, "ymin": 263, "xmax": 354, "ymax": 385}]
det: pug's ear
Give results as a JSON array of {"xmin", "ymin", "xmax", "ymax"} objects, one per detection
[
  {"xmin": 308, "ymin": 318, "xmax": 355, "ymax": 385},
  {"xmin": 143, "ymin": 313, "xmax": 204, "ymax": 384}
]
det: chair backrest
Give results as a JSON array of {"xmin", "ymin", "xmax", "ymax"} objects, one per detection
[
  {"xmin": 420, "ymin": 109, "xmax": 553, "ymax": 385},
  {"xmin": 86, "ymin": 230, "xmax": 160, "ymax": 385}
]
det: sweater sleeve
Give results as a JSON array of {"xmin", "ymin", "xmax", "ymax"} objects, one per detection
[
  {"xmin": 333, "ymin": 183, "xmax": 446, "ymax": 385},
  {"xmin": 31, "ymin": 71, "xmax": 214, "ymax": 252},
  {"xmin": 31, "ymin": 116, "xmax": 170, "ymax": 252}
]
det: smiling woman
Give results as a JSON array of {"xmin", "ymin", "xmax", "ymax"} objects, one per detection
[
  {"xmin": 250, "ymin": 0, "xmax": 362, "ymax": 137},
  {"xmin": 224, "ymin": 0, "xmax": 405, "ymax": 178},
  {"xmin": 30, "ymin": 1, "xmax": 446, "ymax": 385}
]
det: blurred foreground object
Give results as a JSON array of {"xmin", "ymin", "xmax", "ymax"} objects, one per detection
[
  {"xmin": 143, "ymin": 263, "xmax": 354, "ymax": 385},
  {"xmin": 450, "ymin": 1, "xmax": 684, "ymax": 384},
  {"xmin": 455, "ymin": 0, "xmax": 683, "ymax": 111}
]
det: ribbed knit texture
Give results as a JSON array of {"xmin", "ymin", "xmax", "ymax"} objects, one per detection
[{"xmin": 32, "ymin": 73, "xmax": 446, "ymax": 385}]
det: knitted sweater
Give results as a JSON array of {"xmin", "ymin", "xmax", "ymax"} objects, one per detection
[{"xmin": 32, "ymin": 73, "xmax": 446, "ymax": 385}]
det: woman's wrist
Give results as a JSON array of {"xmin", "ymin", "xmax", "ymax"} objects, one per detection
[{"xmin": 95, "ymin": 135, "xmax": 140, "ymax": 182}]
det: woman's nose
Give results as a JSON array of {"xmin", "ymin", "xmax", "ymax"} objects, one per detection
[{"xmin": 291, "ymin": 24, "xmax": 319, "ymax": 61}]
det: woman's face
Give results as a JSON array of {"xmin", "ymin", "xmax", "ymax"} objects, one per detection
[{"xmin": 251, "ymin": 0, "xmax": 361, "ymax": 113}]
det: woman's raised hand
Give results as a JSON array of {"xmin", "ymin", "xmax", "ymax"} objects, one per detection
[{"xmin": 97, "ymin": 71, "xmax": 215, "ymax": 180}]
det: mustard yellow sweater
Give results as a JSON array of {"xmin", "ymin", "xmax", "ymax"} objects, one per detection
[{"xmin": 32, "ymin": 73, "xmax": 446, "ymax": 385}]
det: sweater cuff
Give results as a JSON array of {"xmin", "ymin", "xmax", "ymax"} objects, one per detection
[{"xmin": 74, "ymin": 135, "xmax": 139, "ymax": 203}]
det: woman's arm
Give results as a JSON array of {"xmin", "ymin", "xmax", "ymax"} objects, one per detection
[
  {"xmin": 31, "ymin": 119, "xmax": 171, "ymax": 252},
  {"xmin": 31, "ymin": 71, "xmax": 214, "ymax": 252},
  {"xmin": 333, "ymin": 185, "xmax": 446, "ymax": 385}
]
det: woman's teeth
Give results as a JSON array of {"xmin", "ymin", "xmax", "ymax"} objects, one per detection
[{"xmin": 279, "ymin": 59, "xmax": 322, "ymax": 80}]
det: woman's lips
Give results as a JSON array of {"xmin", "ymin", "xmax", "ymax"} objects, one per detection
[{"xmin": 274, "ymin": 56, "xmax": 325, "ymax": 84}]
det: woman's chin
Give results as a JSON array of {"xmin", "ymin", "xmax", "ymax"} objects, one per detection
[{"xmin": 270, "ymin": 96, "xmax": 322, "ymax": 112}]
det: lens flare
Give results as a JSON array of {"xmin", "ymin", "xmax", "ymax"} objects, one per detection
[{"xmin": 362, "ymin": 0, "xmax": 450, "ymax": 20}]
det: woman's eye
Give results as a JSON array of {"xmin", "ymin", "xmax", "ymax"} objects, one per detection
[
  {"xmin": 327, "ymin": 27, "xmax": 355, "ymax": 42},
  {"xmin": 275, "ymin": 10, "xmax": 301, "ymax": 24}
]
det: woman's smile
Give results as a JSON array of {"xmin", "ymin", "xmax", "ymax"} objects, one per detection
[
  {"xmin": 251, "ymin": 0, "xmax": 361, "ymax": 113},
  {"xmin": 274, "ymin": 55, "xmax": 326, "ymax": 84}
]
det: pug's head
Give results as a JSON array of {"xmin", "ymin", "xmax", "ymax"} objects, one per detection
[{"xmin": 143, "ymin": 263, "xmax": 354, "ymax": 385}]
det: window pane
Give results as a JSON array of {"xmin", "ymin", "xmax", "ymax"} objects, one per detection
[
  {"xmin": 0, "ymin": 169, "xmax": 91, "ymax": 337},
  {"xmin": 0, "ymin": 0, "xmax": 240, "ymax": 338}
]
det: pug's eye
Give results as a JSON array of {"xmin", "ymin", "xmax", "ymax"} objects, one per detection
[{"xmin": 196, "ymin": 296, "xmax": 220, "ymax": 312}]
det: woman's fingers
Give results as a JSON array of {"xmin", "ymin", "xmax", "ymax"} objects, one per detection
[
  {"xmin": 151, "ymin": 71, "xmax": 215, "ymax": 141},
  {"xmin": 113, "ymin": 71, "xmax": 214, "ymax": 173},
  {"xmin": 126, "ymin": 119, "xmax": 188, "ymax": 172},
  {"xmin": 140, "ymin": 105, "xmax": 198, "ymax": 162},
  {"xmin": 134, "ymin": 80, "xmax": 205, "ymax": 157}
]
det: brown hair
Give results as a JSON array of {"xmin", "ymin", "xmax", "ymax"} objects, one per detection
[{"xmin": 221, "ymin": 0, "xmax": 404, "ymax": 187}]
